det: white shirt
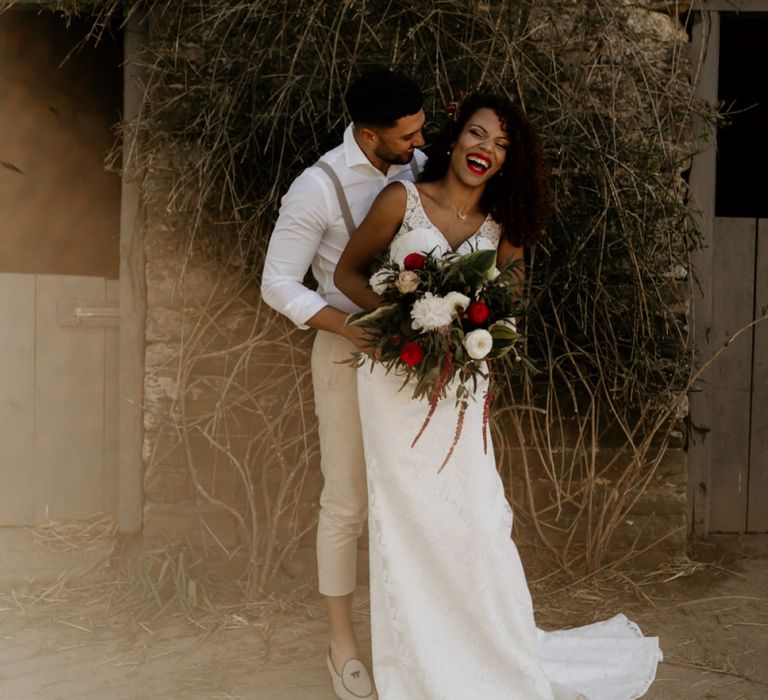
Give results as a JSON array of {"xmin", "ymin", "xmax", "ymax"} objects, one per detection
[{"xmin": 261, "ymin": 124, "xmax": 426, "ymax": 328}]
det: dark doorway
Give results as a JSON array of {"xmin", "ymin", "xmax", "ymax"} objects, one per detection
[
  {"xmin": 716, "ymin": 13, "xmax": 768, "ymax": 218},
  {"xmin": 0, "ymin": 10, "xmax": 123, "ymax": 277}
]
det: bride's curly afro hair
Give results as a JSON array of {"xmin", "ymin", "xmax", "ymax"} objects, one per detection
[{"xmin": 421, "ymin": 93, "xmax": 552, "ymax": 248}]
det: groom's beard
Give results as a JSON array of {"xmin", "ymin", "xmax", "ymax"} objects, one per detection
[{"xmin": 374, "ymin": 144, "xmax": 415, "ymax": 166}]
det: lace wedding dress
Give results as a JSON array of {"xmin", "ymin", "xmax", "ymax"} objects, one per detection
[{"xmin": 356, "ymin": 181, "xmax": 662, "ymax": 700}]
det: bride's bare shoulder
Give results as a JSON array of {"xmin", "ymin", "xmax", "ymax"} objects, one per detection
[
  {"xmin": 379, "ymin": 180, "xmax": 410, "ymax": 200},
  {"xmin": 371, "ymin": 181, "xmax": 409, "ymax": 216}
]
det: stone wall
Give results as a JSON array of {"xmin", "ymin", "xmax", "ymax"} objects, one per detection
[
  {"xmin": 140, "ymin": 190, "xmax": 322, "ymax": 577},
  {"xmin": 137, "ymin": 1, "xmax": 694, "ymax": 580},
  {"xmin": 502, "ymin": 420, "xmax": 688, "ymax": 570}
]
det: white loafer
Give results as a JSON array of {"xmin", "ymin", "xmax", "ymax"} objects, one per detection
[{"xmin": 326, "ymin": 652, "xmax": 378, "ymax": 700}]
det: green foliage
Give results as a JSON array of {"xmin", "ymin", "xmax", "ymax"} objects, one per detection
[
  {"xmin": 347, "ymin": 247, "xmax": 523, "ymax": 401},
  {"xmin": 89, "ymin": 0, "xmax": 703, "ymax": 416},
  {"xmin": 24, "ymin": 0, "xmax": 714, "ymax": 572}
]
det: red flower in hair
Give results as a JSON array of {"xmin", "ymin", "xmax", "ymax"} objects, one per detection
[
  {"xmin": 444, "ymin": 91, "xmax": 468, "ymax": 122},
  {"xmin": 400, "ymin": 341, "xmax": 424, "ymax": 366},
  {"xmin": 403, "ymin": 253, "xmax": 426, "ymax": 270},
  {"xmin": 467, "ymin": 300, "xmax": 490, "ymax": 325}
]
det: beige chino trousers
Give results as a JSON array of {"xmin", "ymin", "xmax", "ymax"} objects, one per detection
[{"xmin": 311, "ymin": 330, "xmax": 368, "ymax": 597}]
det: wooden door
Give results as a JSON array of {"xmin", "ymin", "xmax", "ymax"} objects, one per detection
[
  {"xmin": 689, "ymin": 8, "xmax": 768, "ymax": 534},
  {"xmin": 0, "ymin": 10, "xmax": 122, "ymax": 524},
  {"xmin": 708, "ymin": 218, "xmax": 768, "ymax": 532},
  {"xmin": 0, "ymin": 275, "xmax": 119, "ymax": 524}
]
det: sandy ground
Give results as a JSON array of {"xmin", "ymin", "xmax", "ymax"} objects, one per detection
[{"xmin": 0, "ymin": 529, "xmax": 766, "ymax": 700}]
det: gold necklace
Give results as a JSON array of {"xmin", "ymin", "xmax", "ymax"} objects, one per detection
[
  {"xmin": 435, "ymin": 187, "xmax": 473, "ymax": 221},
  {"xmin": 442, "ymin": 196, "xmax": 471, "ymax": 221}
]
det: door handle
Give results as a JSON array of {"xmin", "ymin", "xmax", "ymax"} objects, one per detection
[{"xmin": 57, "ymin": 300, "xmax": 120, "ymax": 327}]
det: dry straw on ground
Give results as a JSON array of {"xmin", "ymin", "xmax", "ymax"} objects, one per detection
[{"xmin": 3, "ymin": 0, "xmax": 719, "ymax": 593}]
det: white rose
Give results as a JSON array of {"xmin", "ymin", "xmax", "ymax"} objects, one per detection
[
  {"xmin": 443, "ymin": 291, "xmax": 471, "ymax": 314},
  {"xmin": 395, "ymin": 270, "xmax": 420, "ymax": 294},
  {"xmin": 463, "ymin": 328, "xmax": 493, "ymax": 359},
  {"xmin": 369, "ymin": 269, "xmax": 391, "ymax": 295},
  {"xmin": 411, "ymin": 293, "xmax": 454, "ymax": 331}
]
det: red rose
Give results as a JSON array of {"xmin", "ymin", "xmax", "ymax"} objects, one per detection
[
  {"xmin": 399, "ymin": 341, "xmax": 424, "ymax": 366},
  {"xmin": 403, "ymin": 253, "xmax": 426, "ymax": 270},
  {"xmin": 390, "ymin": 334, "xmax": 402, "ymax": 346},
  {"xmin": 467, "ymin": 300, "xmax": 490, "ymax": 325}
]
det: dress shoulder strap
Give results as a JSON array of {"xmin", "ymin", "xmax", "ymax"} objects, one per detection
[
  {"xmin": 398, "ymin": 178, "xmax": 418, "ymax": 200},
  {"xmin": 313, "ymin": 160, "xmax": 356, "ymax": 236},
  {"xmin": 397, "ymin": 180, "xmax": 422, "ymax": 219}
]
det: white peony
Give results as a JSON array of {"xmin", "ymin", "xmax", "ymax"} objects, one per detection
[
  {"xmin": 395, "ymin": 270, "xmax": 420, "ymax": 294},
  {"xmin": 369, "ymin": 269, "xmax": 392, "ymax": 295},
  {"xmin": 463, "ymin": 328, "xmax": 493, "ymax": 359},
  {"xmin": 411, "ymin": 293, "xmax": 454, "ymax": 331}
]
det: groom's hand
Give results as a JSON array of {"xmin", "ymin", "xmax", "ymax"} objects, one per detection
[
  {"xmin": 305, "ymin": 305, "xmax": 377, "ymax": 355},
  {"xmin": 342, "ymin": 323, "xmax": 376, "ymax": 355}
]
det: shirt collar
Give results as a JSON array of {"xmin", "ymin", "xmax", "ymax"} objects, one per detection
[{"xmin": 342, "ymin": 123, "xmax": 412, "ymax": 178}]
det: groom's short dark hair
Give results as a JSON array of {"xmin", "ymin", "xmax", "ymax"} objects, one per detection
[{"xmin": 346, "ymin": 70, "xmax": 423, "ymax": 129}]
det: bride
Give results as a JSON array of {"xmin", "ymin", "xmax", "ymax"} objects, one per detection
[{"xmin": 334, "ymin": 93, "xmax": 662, "ymax": 700}]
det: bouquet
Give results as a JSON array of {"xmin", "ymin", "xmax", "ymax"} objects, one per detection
[{"xmin": 346, "ymin": 228, "xmax": 525, "ymax": 469}]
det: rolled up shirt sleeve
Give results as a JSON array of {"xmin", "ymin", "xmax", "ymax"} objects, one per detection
[{"xmin": 261, "ymin": 170, "xmax": 333, "ymax": 329}]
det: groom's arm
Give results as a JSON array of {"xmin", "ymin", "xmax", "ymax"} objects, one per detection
[{"xmin": 261, "ymin": 171, "xmax": 366, "ymax": 345}]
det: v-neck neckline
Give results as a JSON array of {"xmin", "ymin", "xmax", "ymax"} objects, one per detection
[{"xmin": 411, "ymin": 183, "xmax": 490, "ymax": 253}]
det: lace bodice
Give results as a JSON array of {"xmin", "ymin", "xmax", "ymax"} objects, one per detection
[{"xmin": 392, "ymin": 180, "xmax": 501, "ymax": 254}]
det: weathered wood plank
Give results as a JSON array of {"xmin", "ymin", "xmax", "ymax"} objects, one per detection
[
  {"xmin": 709, "ymin": 218, "xmax": 755, "ymax": 531},
  {"xmin": 687, "ymin": 11, "xmax": 720, "ymax": 536},
  {"xmin": 0, "ymin": 274, "xmax": 36, "ymax": 525},
  {"xmin": 748, "ymin": 219, "xmax": 768, "ymax": 531},
  {"xmin": 104, "ymin": 279, "xmax": 120, "ymax": 517},
  {"xmin": 34, "ymin": 275, "xmax": 106, "ymax": 520}
]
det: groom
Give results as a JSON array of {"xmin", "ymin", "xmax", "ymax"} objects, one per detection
[{"xmin": 261, "ymin": 70, "xmax": 426, "ymax": 700}]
